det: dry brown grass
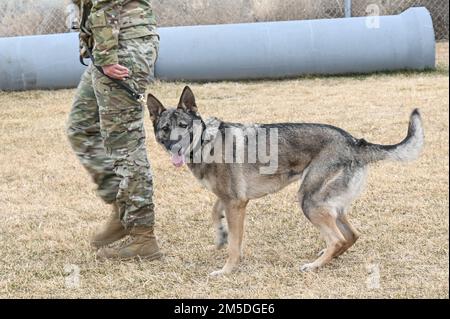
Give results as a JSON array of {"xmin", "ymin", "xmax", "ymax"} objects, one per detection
[{"xmin": 0, "ymin": 43, "xmax": 448, "ymax": 299}]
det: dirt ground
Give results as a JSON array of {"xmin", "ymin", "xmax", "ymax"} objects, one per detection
[{"xmin": 0, "ymin": 43, "xmax": 448, "ymax": 299}]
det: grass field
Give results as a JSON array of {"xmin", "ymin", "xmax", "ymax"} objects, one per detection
[{"xmin": 0, "ymin": 43, "xmax": 448, "ymax": 299}]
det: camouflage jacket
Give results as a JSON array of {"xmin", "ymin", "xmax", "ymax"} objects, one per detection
[{"xmin": 74, "ymin": 0, "xmax": 157, "ymax": 66}]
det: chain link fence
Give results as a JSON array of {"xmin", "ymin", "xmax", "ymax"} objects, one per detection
[
  {"xmin": 0, "ymin": 0, "xmax": 69, "ymax": 38},
  {"xmin": 0, "ymin": 0, "xmax": 448, "ymax": 40}
]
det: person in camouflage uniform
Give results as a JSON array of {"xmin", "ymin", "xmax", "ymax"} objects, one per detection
[{"xmin": 66, "ymin": 0, "xmax": 162, "ymax": 261}]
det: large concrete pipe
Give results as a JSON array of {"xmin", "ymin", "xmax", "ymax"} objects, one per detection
[
  {"xmin": 0, "ymin": 32, "xmax": 85, "ymax": 91},
  {"xmin": 0, "ymin": 7, "xmax": 435, "ymax": 91}
]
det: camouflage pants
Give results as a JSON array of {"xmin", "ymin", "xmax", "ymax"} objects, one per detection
[{"xmin": 67, "ymin": 36, "xmax": 159, "ymax": 228}]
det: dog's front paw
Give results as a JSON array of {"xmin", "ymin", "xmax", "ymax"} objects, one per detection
[
  {"xmin": 300, "ymin": 263, "xmax": 319, "ymax": 272},
  {"xmin": 209, "ymin": 265, "xmax": 235, "ymax": 277}
]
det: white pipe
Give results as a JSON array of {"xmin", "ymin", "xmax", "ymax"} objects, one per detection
[{"xmin": 0, "ymin": 7, "xmax": 436, "ymax": 91}]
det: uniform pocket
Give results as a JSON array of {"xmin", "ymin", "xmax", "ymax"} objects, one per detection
[
  {"xmin": 89, "ymin": 10, "xmax": 117, "ymax": 57},
  {"xmin": 88, "ymin": 10, "xmax": 108, "ymax": 28}
]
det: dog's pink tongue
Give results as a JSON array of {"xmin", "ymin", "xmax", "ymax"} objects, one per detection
[{"xmin": 171, "ymin": 153, "xmax": 186, "ymax": 167}]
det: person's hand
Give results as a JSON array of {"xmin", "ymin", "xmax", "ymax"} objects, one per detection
[{"xmin": 102, "ymin": 64, "xmax": 130, "ymax": 80}]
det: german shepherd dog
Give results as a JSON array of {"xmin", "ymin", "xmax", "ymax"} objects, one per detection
[{"xmin": 147, "ymin": 86, "xmax": 424, "ymax": 276}]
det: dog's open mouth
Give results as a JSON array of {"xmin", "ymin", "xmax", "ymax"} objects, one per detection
[{"xmin": 170, "ymin": 150, "xmax": 186, "ymax": 167}]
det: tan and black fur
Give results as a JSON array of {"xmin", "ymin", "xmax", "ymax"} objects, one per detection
[{"xmin": 147, "ymin": 86, "xmax": 424, "ymax": 276}]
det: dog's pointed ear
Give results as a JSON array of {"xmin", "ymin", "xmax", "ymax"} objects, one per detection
[
  {"xmin": 178, "ymin": 86, "xmax": 198, "ymax": 113},
  {"xmin": 147, "ymin": 93, "xmax": 166, "ymax": 123}
]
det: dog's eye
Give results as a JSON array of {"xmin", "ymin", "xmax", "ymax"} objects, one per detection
[
  {"xmin": 162, "ymin": 126, "xmax": 170, "ymax": 132},
  {"xmin": 179, "ymin": 123, "xmax": 188, "ymax": 129}
]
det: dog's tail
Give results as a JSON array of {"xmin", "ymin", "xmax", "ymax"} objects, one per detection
[{"xmin": 356, "ymin": 109, "xmax": 424, "ymax": 164}]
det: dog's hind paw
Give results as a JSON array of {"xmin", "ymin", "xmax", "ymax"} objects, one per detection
[{"xmin": 300, "ymin": 263, "xmax": 319, "ymax": 272}]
